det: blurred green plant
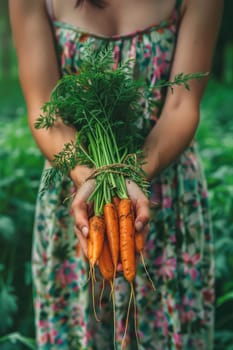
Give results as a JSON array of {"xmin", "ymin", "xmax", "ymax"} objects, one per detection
[
  {"xmin": 198, "ymin": 79, "xmax": 233, "ymax": 350},
  {"xmin": 0, "ymin": 114, "xmax": 43, "ymax": 349},
  {"xmin": 0, "ymin": 333, "xmax": 36, "ymax": 350}
]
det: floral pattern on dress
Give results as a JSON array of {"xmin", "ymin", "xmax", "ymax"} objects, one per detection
[{"xmin": 32, "ymin": 2, "xmax": 214, "ymax": 349}]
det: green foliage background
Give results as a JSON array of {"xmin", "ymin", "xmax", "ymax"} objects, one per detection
[{"xmin": 1, "ymin": 2, "xmax": 233, "ymax": 349}]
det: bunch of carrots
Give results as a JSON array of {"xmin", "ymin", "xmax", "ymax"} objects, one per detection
[
  {"xmin": 89, "ymin": 195, "xmax": 148, "ymax": 286},
  {"xmin": 36, "ymin": 45, "xmax": 207, "ymax": 348},
  {"xmin": 88, "ymin": 195, "xmax": 151, "ymax": 349}
]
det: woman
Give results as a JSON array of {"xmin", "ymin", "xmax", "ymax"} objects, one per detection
[{"xmin": 9, "ymin": 0, "xmax": 222, "ymax": 349}]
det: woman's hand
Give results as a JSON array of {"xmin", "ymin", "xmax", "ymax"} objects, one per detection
[
  {"xmin": 125, "ymin": 179, "xmax": 150, "ymax": 238},
  {"xmin": 70, "ymin": 165, "xmax": 95, "ymax": 256},
  {"xmin": 71, "ymin": 178, "xmax": 95, "ymax": 256},
  {"xmin": 72, "ymin": 174, "xmax": 151, "ymax": 258}
]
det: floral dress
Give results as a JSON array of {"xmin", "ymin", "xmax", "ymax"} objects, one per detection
[{"xmin": 32, "ymin": 0, "xmax": 215, "ymax": 349}]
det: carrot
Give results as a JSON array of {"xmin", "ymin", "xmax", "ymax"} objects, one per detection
[
  {"xmin": 135, "ymin": 231, "xmax": 145, "ymax": 254},
  {"xmin": 98, "ymin": 239, "xmax": 113, "ymax": 312},
  {"xmin": 98, "ymin": 238, "xmax": 117, "ymax": 350},
  {"xmin": 117, "ymin": 199, "xmax": 140, "ymax": 349},
  {"xmin": 112, "ymin": 196, "xmax": 120, "ymax": 211},
  {"xmin": 87, "ymin": 215, "xmax": 105, "ymax": 323},
  {"xmin": 135, "ymin": 230, "xmax": 156, "ymax": 291},
  {"xmin": 103, "ymin": 203, "xmax": 120, "ymax": 272},
  {"xmin": 88, "ymin": 215, "xmax": 105, "ymax": 266},
  {"xmin": 87, "ymin": 238, "xmax": 93, "ymax": 265},
  {"xmin": 118, "ymin": 198, "xmax": 136, "ymax": 283},
  {"xmin": 118, "ymin": 198, "xmax": 138, "ymax": 350},
  {"xmin": 98, "ymin": 239, "xmax": 114, "ymax": 281}
]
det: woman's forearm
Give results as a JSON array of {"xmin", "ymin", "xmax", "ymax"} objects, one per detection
[
  {"xmin": 28, "ymin": 112, "xmax": 76, "ymax": 163},
  {"xmin": 28, "ymin": 110, "xmax": 93, "ymax": 186},
  {"xmin": 142, "ymin": 101, "xmax": 200, "ymax": 179},
  {"xmin": 9, "ymin": 0, "xmax": 86, "ymax": 179}
]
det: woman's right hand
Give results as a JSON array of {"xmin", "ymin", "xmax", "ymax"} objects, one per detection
[{"xmin": 70, "ymin": 165, "xmax": 95, "ymax": 256}]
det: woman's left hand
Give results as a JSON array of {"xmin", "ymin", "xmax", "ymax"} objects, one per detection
[
  {"xmin": 125, "ymin": 179, "xmax": 150, "ymax": 237},
  {"xmin": 71, "ymin": 178, "xmax": 95, "ymax": 257}
]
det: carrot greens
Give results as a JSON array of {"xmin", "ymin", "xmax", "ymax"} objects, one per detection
[{"xmin": 35, "ymin": 45, "xmax": 207, "ymax": 211}]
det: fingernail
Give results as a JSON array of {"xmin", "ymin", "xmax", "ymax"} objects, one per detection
[{"xmin": 82, "ymin": 226, "xmax": 88, "ymax": 237}]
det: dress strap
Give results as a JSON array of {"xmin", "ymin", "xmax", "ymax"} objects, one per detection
[{"xmin": 45, "ymin": 0, "xmax": 55, "ymax": 20}]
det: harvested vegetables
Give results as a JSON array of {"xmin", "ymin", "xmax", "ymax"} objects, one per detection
[
  {"xmin": 103, "ymin": 202, "xmax": 120, "ymax": 272},
  {"xmin": 35, "ymin": 45, "xmax": 207, "ymax": 349}
]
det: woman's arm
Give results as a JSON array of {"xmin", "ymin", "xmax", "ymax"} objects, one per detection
[
  {"xmin": 9, "ymin": 0, "xmax": 150, "ymax": 252},
  {"xmin": 9, "ymin": 0, "xmax": 92, "ymax": 185},
  {"xmin": 143, "ymin": 0, "xmax": 223, "ymax": 179}
]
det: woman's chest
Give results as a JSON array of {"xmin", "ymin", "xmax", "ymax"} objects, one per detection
[
  {"xmin": 54, "ymin": 0, "xmax": 176, "ymax": 38},
  {"xmin": 54, "ymin": 23, "xmax": 177, "ymax": 84}
]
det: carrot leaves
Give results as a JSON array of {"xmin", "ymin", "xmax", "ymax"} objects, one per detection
[{"xmin": 35, "ymin": 45, "xmax": 207, "ymax": 207}]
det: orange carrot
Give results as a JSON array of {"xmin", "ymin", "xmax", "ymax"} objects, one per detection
[
  {"xmin": 135, "ymin": 231, "xmax": 145, "ymax": 254},
  {"xmin": 135, "ymin": 231, "xmax": 156, "ymax": 291},
  {"xmin": 88, "ymin": 215, "xmax": 105, "ymax": 267},
  {"xmin": 99, "ymin": 238, "xmax": 117, "ymax": 350},
  {"xmin": 112, "ymin": 196, "xmax": 120, "ymax": 211},
  {"xmin": 87, "ymin": 238, "xmax": 93, "ymax": 265},
  {"xmin": 118, "ymin": 198, "xmax": 138, "ymax": 349},
  {"xmin": 118, "ymin": 198, "xmax": 136, "ymax": 283},
  {"xmin": 87, "ymin": 215, "xmax": 105, "ymax": 323},
  {"xmin": 103, "ymin": 203, "xmax": 119, "ymax": 271},
  {"xmin": 98, "ymin": 239, "xmax": 114, "ymax": 281}
]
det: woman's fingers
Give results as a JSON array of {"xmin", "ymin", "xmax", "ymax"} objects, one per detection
[
  {"xmin": 134, "ymin": 200, "xmax": 150, "ymax": 232},
  {"xmin": 74, "ymin": 226, "xmax": 88, "ymax": 257},
  {"xmin": 71, "ymin": 179, "xmax": 95, "ymax": 237},
  {"xmin": 125, "ymin": 179, "xmax": 150, "ymax": 232}
]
